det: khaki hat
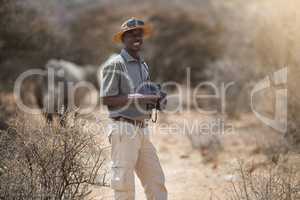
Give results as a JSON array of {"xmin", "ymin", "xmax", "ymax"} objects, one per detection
[{"xmin": 113, "ymin": 17, "xmax": 153, "ymax": 43}]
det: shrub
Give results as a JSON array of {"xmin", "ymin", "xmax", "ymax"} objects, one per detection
[
  {"xmin": 227, "ymin": 161, "xmax": 300, "ymax": 200},
  {"xmin": 0, "ymin": 113, "xmax": 107, "ymax": 199}
]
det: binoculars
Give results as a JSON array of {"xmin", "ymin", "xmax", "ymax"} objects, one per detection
[{"xmin": 137, "ymin": 83, "xmax": 167, "ymax": 111}]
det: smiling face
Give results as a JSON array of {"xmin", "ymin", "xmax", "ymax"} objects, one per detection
[{"xmin": 122, "ymin": 28, "xmax": 144, "ymax": 53}]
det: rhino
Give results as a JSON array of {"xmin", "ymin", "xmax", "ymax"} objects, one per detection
[
  {"xmin": 35, "ymin": 59, "xmax": 99, "ymax": 126},
  {"xmin": 34, "ymin": 54, "xmax": 119, "ymax": 126}
]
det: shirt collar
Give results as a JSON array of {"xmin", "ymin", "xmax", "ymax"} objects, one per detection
[{"xmin": 121, "ymin": 48, "xmax": 144, "ymax": 63}]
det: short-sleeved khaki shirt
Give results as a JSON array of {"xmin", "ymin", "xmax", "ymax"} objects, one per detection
[{"xmin": 100, "ymin": 49, "xmax": 152, "ymax": 120}]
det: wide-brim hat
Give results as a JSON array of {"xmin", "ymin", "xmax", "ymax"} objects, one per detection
[{"xmin": 113, "ymin": 17, "xmax": 153, "ymax": 43}]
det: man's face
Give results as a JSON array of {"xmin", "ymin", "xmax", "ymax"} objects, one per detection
[{"xmin": 122, "ymin": 28, "xmax": 144, "ymax": 52}]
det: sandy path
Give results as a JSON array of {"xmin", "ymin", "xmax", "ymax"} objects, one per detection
[{"xmin": 89, "ymin": 112, "xmax": 279, "ymax": 200}]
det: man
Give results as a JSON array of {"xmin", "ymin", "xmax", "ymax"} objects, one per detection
[{"xmin": 99, "ymin": 18, "xmax": 168, "ymax": 200}]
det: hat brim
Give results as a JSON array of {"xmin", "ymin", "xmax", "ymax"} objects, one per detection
[{"xmin": 112, "ymin": 24, "xmax": 153, "ymax": 43}]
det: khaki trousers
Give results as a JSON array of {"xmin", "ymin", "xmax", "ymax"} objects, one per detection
[{"xmin": 108, "ymin": 120, "xmax": 167, "ymax": 200}]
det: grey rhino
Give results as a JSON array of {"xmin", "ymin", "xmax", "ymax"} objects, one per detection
[{"xmin": 35, "ymin": 59, "xmax": 99, "ymax": 126}]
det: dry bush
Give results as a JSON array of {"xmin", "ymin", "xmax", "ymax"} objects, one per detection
[
  {"xmin": 0, "ymin": 113, "xmax": 107, "ymax": 199},
  {"xmin": 227, "ymin": 161, "xmax": 300, "ymax": 200}
]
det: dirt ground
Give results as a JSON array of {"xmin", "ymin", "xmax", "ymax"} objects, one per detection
[{"xmin": 88, "ymin": 111, "xmax": 299, "ymax": 200}]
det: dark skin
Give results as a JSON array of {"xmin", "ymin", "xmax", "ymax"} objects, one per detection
[
  {"xmin": 101, "ymin": 28, "xmax": 159, "ymax": 108},
  {"xmin": 123, "ymin": 28, "xmax": 143, "ymax": 59}
]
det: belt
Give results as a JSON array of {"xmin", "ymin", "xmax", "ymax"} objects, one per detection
[{"xmin": 112, "ymin": 116, "xmax": 146, "ymax": 127}]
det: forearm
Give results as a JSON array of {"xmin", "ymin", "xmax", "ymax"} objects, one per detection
[
  {"xmin": 101, "ymin": 94, "xmax": 159, "ymax": 107},
  {"xmin": 101, "ymin": 95, "xmax": 130, "ymax": 107}
]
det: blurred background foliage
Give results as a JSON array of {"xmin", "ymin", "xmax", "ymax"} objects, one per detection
[
  {"xmin": 0, "ymin": 0, "xmax": 224, "ymax": 86},
  {"xmin": 0, "ymin": 0, "xmax": 300, "ymax": 148}
]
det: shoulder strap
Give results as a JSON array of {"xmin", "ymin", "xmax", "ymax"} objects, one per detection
[{"xmin": 142, "ymin": 61, "xmax": 151, "ymax": 81}]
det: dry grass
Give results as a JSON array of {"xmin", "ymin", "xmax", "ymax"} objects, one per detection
[
  {"xmin": 227, "ymin": 160, "xmax": 300, "ymax": 200},
  {"xmin": 0, "ymin": 113, "xmax": 107, "ymax": 199}
]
